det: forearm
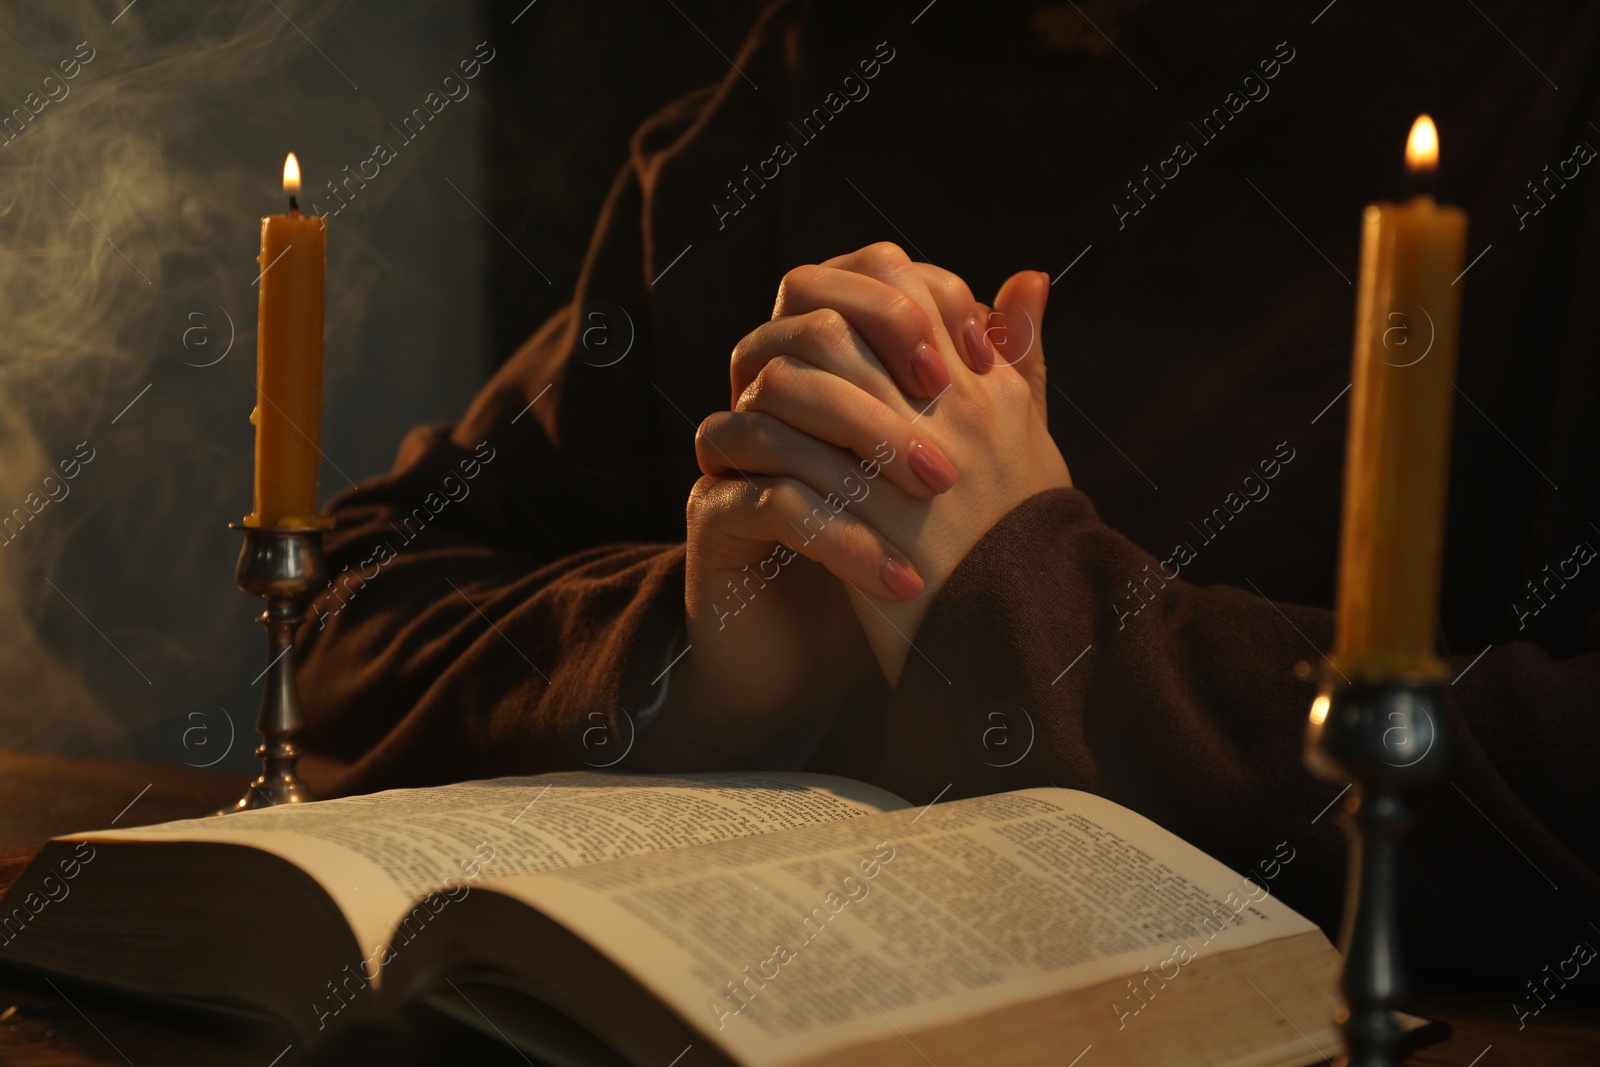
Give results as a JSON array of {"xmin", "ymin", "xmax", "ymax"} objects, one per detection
[
  {"xmin": 634, "ymin": 570, "xmax": 879, "ymax": 770},
  {"xmin": 627, "ymin": 654, "xmax": 794, "ymax": 771}
]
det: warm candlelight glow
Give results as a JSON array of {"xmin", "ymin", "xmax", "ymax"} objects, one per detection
[
  {"xmin": 1405, "ymin": 115, "xmax": 1438, "ymax": 173},
  {"xmin": 283, "ymin": 152, "xmax": 301, "ymax": 198}
]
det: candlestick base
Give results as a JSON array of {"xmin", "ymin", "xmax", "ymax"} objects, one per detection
[
  {"xmin": 219, "ymin": 521, "xmax": 333, "ymax": 815},
  {"xmin": 1305, "ymin": 674, "xmax": 1451, "ymax": 1067}
]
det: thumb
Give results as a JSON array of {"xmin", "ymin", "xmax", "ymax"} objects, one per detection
[{"xmin": 989, "ymin": 270, "xmax": 1051, "ymax": 415}]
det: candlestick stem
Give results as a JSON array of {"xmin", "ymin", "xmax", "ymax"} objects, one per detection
[
  {"xmin": 1306, "ymin": 677, "xmax": 1449, "ymax": 1067},
  {"xmin": 221, "ymin": 522, "xmax": 331, "ymax": 814}
]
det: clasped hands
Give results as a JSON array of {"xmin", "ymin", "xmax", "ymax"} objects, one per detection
[{"xmin": 655, "ymin": 243, "xmax": 1070, "ymax": 765}]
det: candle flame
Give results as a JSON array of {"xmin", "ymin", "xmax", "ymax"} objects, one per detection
[
  {"xmin": 1405, "ymin": 115, "xmax": 1438, "ymax": 173},
  {"xmin": 283, "ymin": 152, "xmax": 301, "ymax": 197}
]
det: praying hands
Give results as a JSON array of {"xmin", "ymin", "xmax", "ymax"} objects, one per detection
[{"xmin": 660, "ymin": 243, "xmax": 1071, "ymax": 762}]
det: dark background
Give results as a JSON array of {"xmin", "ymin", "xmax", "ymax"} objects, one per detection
[{"xmin": 482, "ymin": 0, "xmax": 773, "ymax": 366}]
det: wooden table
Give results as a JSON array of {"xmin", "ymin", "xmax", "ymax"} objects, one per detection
[{"xmin": 0, "ymin": 749, "xmax": 1593, "ymax": 1065}]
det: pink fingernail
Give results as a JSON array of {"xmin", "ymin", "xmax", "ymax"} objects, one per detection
[
  {"xmin": 962, "ymin": 315, "xmax": 991, "ymax": 372},
  {"xmin": 908, "ymin": 440, "xmax": 959, "ymax": 493},
  {"xmin": 880, "ymin": 556, "xmax": 925, "ymax": 600},
  {"xmin": 910, "ymin": 342, "xmax": 949, "ymax": 397}
]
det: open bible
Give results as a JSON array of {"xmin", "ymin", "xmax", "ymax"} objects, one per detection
[{"xmin": 0, "ymin": 771, "xmax": 1364, "ymax": 1066}]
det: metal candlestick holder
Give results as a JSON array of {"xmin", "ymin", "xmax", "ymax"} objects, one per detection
[
  {"xmin": 1305, "ymin": 673, "xmax": 1451, "ymax": 1067},
  {"xmin": 220, "ymin": 521, "xmax": 333, "ymax": 814}
]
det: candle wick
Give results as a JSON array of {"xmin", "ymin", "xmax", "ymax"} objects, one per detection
[{"xmin": 288, "ymin": 195, "xmax": 300, "ymax": 215}]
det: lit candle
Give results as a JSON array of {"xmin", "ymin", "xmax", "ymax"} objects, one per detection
[
  {"xmin": 245, "ymin": 153, "xmax": 332, "ymax": 529},
  {"xmin": 1333, "ymin": 115, "xmax": 1467, "ymax": 680}
]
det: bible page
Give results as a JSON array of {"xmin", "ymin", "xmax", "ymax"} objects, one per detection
[{"xmin": 482, "ymin": 787, "xmax": 1320, "ymax": 1067}]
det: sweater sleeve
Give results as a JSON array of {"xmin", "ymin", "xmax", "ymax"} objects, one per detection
[
  {"xmin": 296, "ymin": 133, "xmax": 696, "ymax": 797},
  {"xmin": 814, "ymin": 487, "xmax": 1600, "ymax": 982}
]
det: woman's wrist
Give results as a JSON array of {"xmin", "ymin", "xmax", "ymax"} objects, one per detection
[{"xmin": 628, "ymin": 654, "xmax": 799, "ymax": 770}]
